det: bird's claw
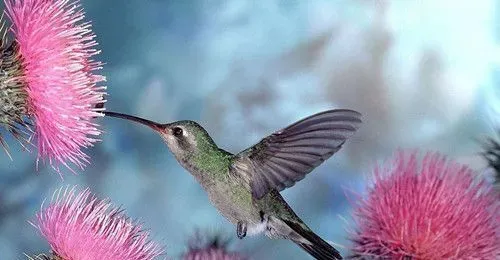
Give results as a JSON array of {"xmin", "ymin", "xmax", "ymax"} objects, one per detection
[{"xmin": 237, "ymin": 221, "xmax": 247, "ymax": 239}]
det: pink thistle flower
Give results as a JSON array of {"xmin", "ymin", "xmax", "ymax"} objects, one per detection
[
  {"xmin": 349, "ymin": 151, "xmax": 500, "ymax": 259},
  {"xmin": 4, "ymin": 0, "xmax": 106, "ymax": 172},
  {"xmin": 183, "ymin": 231, "xmax": 247, "ymax": 260},
  {"xmin": 33, "ymin": 186, "xmax": 164, "ymax": 260}
]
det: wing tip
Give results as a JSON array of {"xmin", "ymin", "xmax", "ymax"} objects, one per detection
[
  {"xmin": 328, "ymin": 108, "xmax": 362, "ymax": 117},
  {"xmin": 324, "ymin": 109, "xmax": 363, "ymax": 129},
  {"xmin": 335, "ymin": 108, "xmax": 363, "ymax": 132}
]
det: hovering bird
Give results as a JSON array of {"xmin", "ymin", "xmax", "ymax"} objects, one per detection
[{"xmin": 105, "ymin": 109, "xmax": 362, "ymax": 260}]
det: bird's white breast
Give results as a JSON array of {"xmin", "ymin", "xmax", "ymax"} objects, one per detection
[{"xmin": 246, "ymin": 219, "xmax": 268, "ymax": 236}]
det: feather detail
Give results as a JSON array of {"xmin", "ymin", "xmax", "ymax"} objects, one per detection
[{"xmin": 232, "ymin": 109, "xmax": 362, "ymax": 199}]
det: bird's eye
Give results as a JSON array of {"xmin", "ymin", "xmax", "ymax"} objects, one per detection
[{"xmin": 172, "ymin": 127, "xmax": 183, "ymax": 137}]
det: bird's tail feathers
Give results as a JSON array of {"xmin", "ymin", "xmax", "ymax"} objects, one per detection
[{"xmin": 282, "ymin": 219, "xmax": 343, "ymax": 260}]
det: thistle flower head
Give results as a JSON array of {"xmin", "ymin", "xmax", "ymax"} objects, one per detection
[
  {"xmin": 0, "ymin": 15, "xmax": 30, "ymax": 157},
  {"xmin": 183, "ymin": 231, "xmax": 246, "ymax": 260},
  {"xmin": 33, "ymin": 186, "xmax": 164, "ymax": 260},
  {"xmin": 4, "ymin": 0, "xmax": 106, "ymax": 172},
  {"xmin": 349, "ymin": 151, "xmax": 500, "ymax": 259}
]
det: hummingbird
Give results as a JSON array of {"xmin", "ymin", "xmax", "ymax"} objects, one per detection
[{"xmin": 104, "ymin": 109, "xmax": 362, "ymax": 260}]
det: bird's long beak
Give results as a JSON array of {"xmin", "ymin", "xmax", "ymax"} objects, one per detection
[{"xmin": 104, "ymin": 111, "xmax": 165, "ymax": 132}]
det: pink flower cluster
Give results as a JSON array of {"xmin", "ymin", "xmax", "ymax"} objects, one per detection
[
  {"xmin": 350, "ymin": 151, "xmax": 500, "ymax": 259},
  {"xmin": 5, "ymin": 0, "xmax": 106, "ymax": 172},
  {"xmin": 34, "ymin": 186, "xmax": 163, "ymax": 260}
]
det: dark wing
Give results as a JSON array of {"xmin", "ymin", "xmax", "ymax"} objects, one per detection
[{"xmin": 232, "ymin": 109, "xmax": 362, "ymax": 199}]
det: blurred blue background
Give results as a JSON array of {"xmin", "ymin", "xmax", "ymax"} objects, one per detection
[{"xmin": 1, "ymin": 0, "xmax": 499, "ymax": 259}]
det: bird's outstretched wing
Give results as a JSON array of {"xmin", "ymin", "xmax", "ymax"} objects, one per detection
[{"xmin": 231, "ymin": 109, "xmax": 362, "ymax": 199}]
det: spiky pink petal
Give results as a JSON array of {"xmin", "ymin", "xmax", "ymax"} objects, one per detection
[
  {"xmin": 34, "ymin": 186, "xmax": 164, "ymax": 260},
  {"xmin": 349, "ymin": 151, "xmax": 500, "ymax": 259},
  {"xmin": 4, "ymin": 0, "xmax": 106, "ymax": 172}
]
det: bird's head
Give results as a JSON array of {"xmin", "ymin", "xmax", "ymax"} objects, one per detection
[{"xmin": 104, "ymin": 111, "xmax": 215, "ymax": 161}]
